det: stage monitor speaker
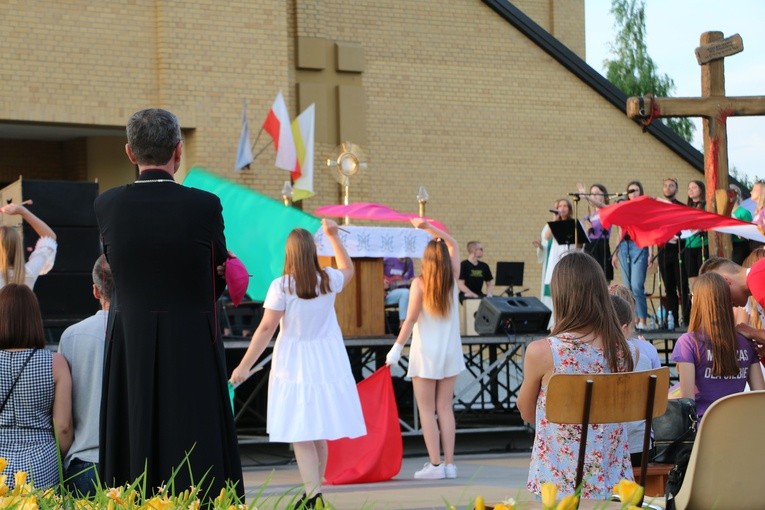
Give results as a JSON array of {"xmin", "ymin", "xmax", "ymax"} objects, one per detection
[{"xmin": 474, "ymin": 296, "xmax": 551, "ymax": 335}]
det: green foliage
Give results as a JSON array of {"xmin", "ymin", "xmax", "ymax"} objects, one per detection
[
  {"xmin": 604, "ymin": 0, "xmax": 695, "ymax": 142},
  {"xmin": 730, "ymin": 165, "xmax": 755, "ymax": 192}
]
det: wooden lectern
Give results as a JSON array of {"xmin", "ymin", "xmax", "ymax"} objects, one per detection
[{"xmin": 319, "ymin": 256, "xmax": 385, "ymax": 337}]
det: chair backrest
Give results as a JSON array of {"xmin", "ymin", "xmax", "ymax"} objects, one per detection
[
  {"xmin": 546, "ymin": 367, "xmax": 670, "ymax": 500},
  {"xmin": 674, "ymin": 390, "xmax": 765, "ymax": 510},
  {"xmin": 546, "ymin": 367, "xmax": 670, "ymax": 424}
]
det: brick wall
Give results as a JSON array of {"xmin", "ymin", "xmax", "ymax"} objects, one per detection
[{"xmin": 0, "ymin": 0, "xmax": 704, "ymax": 299}]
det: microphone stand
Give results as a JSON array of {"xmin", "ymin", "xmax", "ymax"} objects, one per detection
[{"xmin": 571, "ymin": 193, "xmax": 581, "ymax": 246}]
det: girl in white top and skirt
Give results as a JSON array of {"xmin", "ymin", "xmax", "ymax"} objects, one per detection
[{"xmin": 386, "ymin": 217, "xmax": 465, "ymax": 480}]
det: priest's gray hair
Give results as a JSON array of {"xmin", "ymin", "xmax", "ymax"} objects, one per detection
[{"xmin": 126, "ymin": 108, "xmax": 182, "ymax": 165}]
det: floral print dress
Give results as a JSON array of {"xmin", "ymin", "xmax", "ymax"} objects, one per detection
[{"xmin": 526, "ymin": 334, "xmax": 633, "ymax": 499}]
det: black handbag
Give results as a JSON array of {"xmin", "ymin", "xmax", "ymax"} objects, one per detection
[{"xmin": 651, "ymin": 397, "xmax": 698, "ymax": 464}]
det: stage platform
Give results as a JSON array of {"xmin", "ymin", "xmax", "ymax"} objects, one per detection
[{"xmin": 225, "ymin": 330, "xmax": 683, "ymax": 444}]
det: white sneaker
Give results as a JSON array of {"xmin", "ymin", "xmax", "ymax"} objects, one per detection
[
  {"xmin": 414, "ymin": 462, "xmax": 445, "ymax": 479},
  {"xmin": 445, "ymin": 463, "xmax": 457, "ymax": 479}
]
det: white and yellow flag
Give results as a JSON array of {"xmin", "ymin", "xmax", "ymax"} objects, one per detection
[{"xmin": 291, "ymin": 103, "xmax": 315, "ymax": 201}]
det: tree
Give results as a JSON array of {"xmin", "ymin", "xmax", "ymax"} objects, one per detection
[{"xmin": 604, "ymin": 0, "xmax": 695, "ymax": 142}]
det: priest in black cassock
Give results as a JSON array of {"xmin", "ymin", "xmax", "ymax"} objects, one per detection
[{"xmin": 94, "ymin": 108, "xmax": 243, "ymax": 499}]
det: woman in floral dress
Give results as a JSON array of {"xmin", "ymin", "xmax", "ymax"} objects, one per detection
[{"xmin": 518, "ymin": 252, "xmax": 635, "ymax": 499}]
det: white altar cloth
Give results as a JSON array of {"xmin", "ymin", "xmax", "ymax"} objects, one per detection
[{"xmin": 314, "ymin": 226, "xmax": 433, "ymax": 258}]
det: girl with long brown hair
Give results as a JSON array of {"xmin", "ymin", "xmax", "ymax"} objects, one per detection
[
  {"xmin": 231, "ymin": 219, "xmax": 365, "ymax": 508},
  {"xmin": 518, "ymin": 252, "xmax": 634, "ymax": 499},
  {"xmin": 0, "ymin": 204, "xmax": 57, "ymax": 289},
  {"xmin": 386, "ymin": 217, "xmax": 464, "ymax": 480},
  {"xmin": 671, "ymin": 272, "xmax": 764, "ymax": 417}
]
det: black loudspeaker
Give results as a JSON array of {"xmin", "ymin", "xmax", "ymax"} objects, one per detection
[
  {"xmin": 33, "ymin": 274, "xmax": 100, "ymax": 317},
  {"xmin": 474, "ymin": 296, "xmax": 551, "ymax": 334},
  {"xmin": 1, "ymin": 178, "xmax": 101, "ymax": 330},
  {"xmin": 14, "ymin": 180, "xmax": 98, "ymax": 226},
  {"xmin": 23, "ymin": 225, "xmax": 100, "ymax": 272}
]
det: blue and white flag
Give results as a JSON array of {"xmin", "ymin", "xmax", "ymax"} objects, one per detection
[{"xmin": 235, "ymin": 99, "xmax": 254, "ymax": 171}]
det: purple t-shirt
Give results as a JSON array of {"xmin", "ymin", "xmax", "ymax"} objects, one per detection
[{"xmin": 670, "ymin": 332, "xmax": 758, "ymax": 417}]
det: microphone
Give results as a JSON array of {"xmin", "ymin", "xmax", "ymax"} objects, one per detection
[
  {"xmin": 549, "ymin": 209, "xmax": 559, "ymax": 214},
  {"xmin": 568, "ymin": 192, "xmax": 582, "ymax": 197}
]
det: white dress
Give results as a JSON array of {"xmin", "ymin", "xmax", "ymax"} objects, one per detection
[
  {"xmin": 407, "ymin": 283, "xmax": 465, "ymax": 379},
  {"xmin": 263, "ymin": 267, "xmax": 366, "ymax": 443}
]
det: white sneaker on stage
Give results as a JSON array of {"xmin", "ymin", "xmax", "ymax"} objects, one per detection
[
  {"xmin": 414, "ymin": 462, "xmax": 446, "ymax": 480},
  {"xmin": 445, "ymin": 463, "xmax": 457, "ymax": 479}
]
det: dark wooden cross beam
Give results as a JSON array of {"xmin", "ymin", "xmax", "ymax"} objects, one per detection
[{"xmin": 626, "ymin": 32, "xmax": 765, "ymax": 258}]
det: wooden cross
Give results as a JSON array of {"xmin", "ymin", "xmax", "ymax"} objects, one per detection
[{"xmin": 626, "ymin": 31, "xmax": 765, "ymax": 258}]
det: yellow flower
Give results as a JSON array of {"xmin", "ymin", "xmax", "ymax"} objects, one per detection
[
  {"xmin": 541, "ymin": 482, "xmax": 558, "ymax": 509},
  {"xmin": 556, "ymin": 494, "xmax": 579, "ymax": 510},
  {"xmin": 13, "ymin": 472, "xmax": 28, "ymax": 489},
  {"xmin": 474, "ymin": 495, "xmax": 485, "ymax": 510},
  {"xmin": 0, "ymin": 458, "xmax": 6, "ymax": 473},
  {"xmin": 105, "ymin": 487, "xmax": 125, "ymax": 507},
  {"xmin": 613, "ymin": 479, "xmax": 644, "ymax": 506},
  {"xmin": 0, "ymin": 495, "xmax": 38, "ymax": 510},
  {"xmin": 494, "ymin": 500, "xmax": 516, "ymax": 510},
  {"xmin": 142, "ymin": 495, "xmax": 174, "ymax": 510},
  {"xmin": 0, "ymin": 474, "xmax": 7, "ymax": 497}
]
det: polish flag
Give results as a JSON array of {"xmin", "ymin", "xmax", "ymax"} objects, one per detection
[{"xmin": 263, "ymin": 90, "xmax": 297, "ymax": 171}]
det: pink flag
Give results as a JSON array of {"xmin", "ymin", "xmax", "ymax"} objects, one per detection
[
  {"xmin": 262, "ymin": 90, "xmax": 297, "ymax": 171},
  {"xmin": 314, "ymin": 202, "xmax": 448, "ymax": 232}
]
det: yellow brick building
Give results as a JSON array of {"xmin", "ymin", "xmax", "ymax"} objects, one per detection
[{"xmin": 0, "ymin": 0, "xmax": 706, "ymax": 302}]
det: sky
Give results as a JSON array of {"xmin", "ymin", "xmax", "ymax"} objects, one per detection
[{"xmin": 585, "ymin": 0, "xmax": 765, "ymax": 182}]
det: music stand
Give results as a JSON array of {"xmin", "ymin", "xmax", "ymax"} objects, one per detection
[
  {"xmin": 495, "ymin": 261, "xmax": 524, "ymax": 296},
  {"xmin": 547, "ymin": 219, "xmax": 590, "ymax": 247}
]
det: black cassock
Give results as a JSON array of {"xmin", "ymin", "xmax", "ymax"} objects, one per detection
[{"xmin": 95, "ymin": 169, "xmax": 243, "ymax": 498}]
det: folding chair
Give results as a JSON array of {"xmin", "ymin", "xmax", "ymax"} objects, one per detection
[
  {"xmin": 673, "ymin": 390, "xmax": 765, "ymax": 510},
  {"xmin": 546, "ymin": 367, "xmax": 670, "ymax": 504}
]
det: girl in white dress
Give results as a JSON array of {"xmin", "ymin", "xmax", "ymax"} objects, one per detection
[
  {"xmin": 386, "ymin": 217, "xmax": 465, "ymax": 480},
  {"xmin": 230, "ymin": 219, "xmax": 365, "ymax": 508},
  {"xmin": 0, "ymin": 204, "xmax": 57, "ymax": 289}
]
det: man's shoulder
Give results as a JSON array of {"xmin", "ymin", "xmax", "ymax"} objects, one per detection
[
  {"xmin": 60, "ymin": 312, "xmax": 107, "ymax": 344},
  {"xmin": 94, "ymin": 184, "xmax": 128, "ymax": 207},
  {"xmin": 175, "ymin": 185, "xmax": 222, "ymax": 209}
]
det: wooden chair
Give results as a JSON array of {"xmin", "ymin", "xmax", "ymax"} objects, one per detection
[
  {"xmin": 546, "ymin": 367, "xmax": 670, "ymax": 504},
  {"xmin": 672, "ymin": 390, "xmax": 765, "ymax": 510}
]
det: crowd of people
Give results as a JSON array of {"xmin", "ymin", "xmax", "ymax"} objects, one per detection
[
  {"xmin": 534, "ymin": 177, "xmax": 765, "ymax": 330},
  {"xmin": 3, "ymin": 106, "xmax": 765, "ymax": 505},
  {"xmin": 519, "ymin": 249, "xmax": 765, "ymax": 498}
]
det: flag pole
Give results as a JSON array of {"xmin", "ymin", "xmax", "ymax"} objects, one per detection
[
  {"xmin": 250, "ymin": 125, "xmax": 264, "ymax": 154},
  {"xmin": 251, "ymin": 138, "xmax": 273, "ymax": 161}
]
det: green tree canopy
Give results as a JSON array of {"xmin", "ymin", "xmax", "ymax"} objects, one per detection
[{"xmin": 604, "ymin": 0, "xmax": 695, "ymax": 142}]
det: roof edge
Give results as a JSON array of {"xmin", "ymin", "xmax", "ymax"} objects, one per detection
[{"xmin": 481, "ymin": 0, "xmax": 704, "ymax": 173}]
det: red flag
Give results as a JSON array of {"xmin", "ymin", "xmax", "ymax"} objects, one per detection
[
  {"xmin": 325, "ymin": 366, "xmax": 403, "ymax": 484},
  {"xmin": 599, "ymin": 195, "xmax": 755, "ymax": 248},
  {"xmin": 262, "ymin": 91, "xmax": 296, "ymax": 171}
]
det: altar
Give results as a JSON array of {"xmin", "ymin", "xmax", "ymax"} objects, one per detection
[{"xmin": 315, "ymin": 225, "xmax": 432, "ymax": 337}]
